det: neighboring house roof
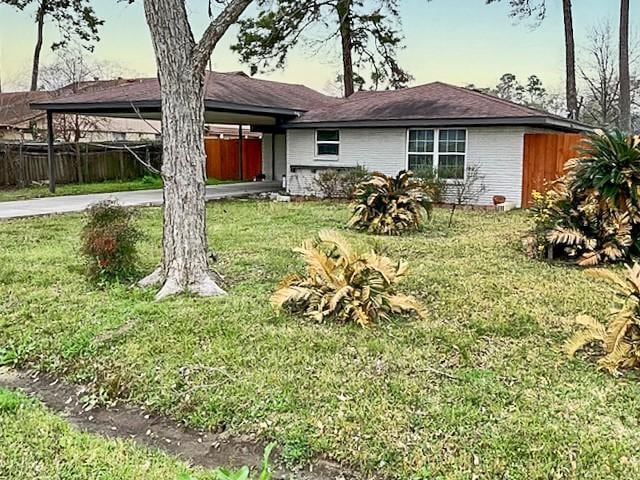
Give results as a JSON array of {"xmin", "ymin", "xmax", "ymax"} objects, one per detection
[
  {"xmin": 33, "ymin": 71, "xmax": 339, "ymax": 115},
  {"xmin": 288, "ymin": 82, "xmax": 591, "ymax": 132},
  {"xmin": 30, "ymin": 73, "xmax": 591, "ymax": 133},
  {"xmin": 0, "ymin": 79, "xmax": 134, "ymax": 129},
  {"xmin": 0, "ymin": 91, "xmax": 53, "ymax": 128}
]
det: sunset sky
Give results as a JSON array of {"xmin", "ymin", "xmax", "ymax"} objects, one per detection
[{"xmin": 0, "ymin": 0, "xmax": 636, "ymax": 94}]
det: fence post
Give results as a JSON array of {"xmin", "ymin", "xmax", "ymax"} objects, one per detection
[
  {"xmin": 75, "ymin": 143, "xmax": 83, "ymax": 183},
  {"xmin": 119, "ymin": 150, "xmax": 125, "ymax": 180},
  {"xmin": 47, "ymin": 110, "xmax": 56, "ymax": 193},
  {"xmin": 18, "ymin": 140, "xmax": 25, "ymax": 187},
  {"xmin": 2, "ymin": 145, "xmax": 7, "ymax": 186},
  {"xmin": 84, "ymin": 144, "xmax": 89, "ymax": 182},
  {"xmin": 145, "ymin": 146, "xmax": 150, "ymax": 176}
]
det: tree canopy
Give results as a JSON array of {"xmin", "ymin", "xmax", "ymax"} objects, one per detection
[
  {"xmin": 3, "ymin": 0, "xmax": 102, "ymax": 52},
  {"xmin": 231, "ymin": 0, "xmax": 411, "ymax": 97},
  {"xmin": 2, "ymin": 0, "xmax": 102, "ymax": 90}
]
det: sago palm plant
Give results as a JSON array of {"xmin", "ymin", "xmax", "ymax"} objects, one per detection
[
  {"xmin": 536, "ymin": 130, "xmax": 640, "ymax": 265},
  {"xmin": 347, "ymin": 170, "xmax": 433, "ymax": 235},
  {"xmin": 565, "ymin": 263, "xmax": 640, "ymax": 374},
  {"xmin": 271, "ymin": 230, "xmax": 426, "ymax": 327},
  {"xmin": 545, "ymin": 180, "xmax": 636, "ymax": 266},
  {"xmin": 569, "ymin": 130, "xmax": 640, "ymax": 210}
]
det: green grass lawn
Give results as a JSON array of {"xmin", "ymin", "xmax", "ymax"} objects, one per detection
[
  {"xmin": 1, "ymin": 201, "xmax": 639, "ymax": 479},
  {"xmin": 0, "ymin": 177, "xmax": 235, "ymax": 202},
  {"xmin": 0, "ymin": 388, "xmax": 215, "ymax": 479}
]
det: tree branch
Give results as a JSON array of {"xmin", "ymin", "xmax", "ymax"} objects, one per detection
[{"xmin": 192, "ymin": 0, "xmax": 253, "ymax": 73}]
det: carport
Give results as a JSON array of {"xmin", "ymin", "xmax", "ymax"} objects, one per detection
[{"xmin": 30, "ymin": 71, "xmax": 329, "ymax": 192}]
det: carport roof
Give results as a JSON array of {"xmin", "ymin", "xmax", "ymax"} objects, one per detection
[{"xmin": 31, "ymin": 71, "xmax": 339, "ymax": 123}]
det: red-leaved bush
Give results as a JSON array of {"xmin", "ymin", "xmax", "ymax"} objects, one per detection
[{"xmin": 80, "ymin": 201, "xmax": 142, "ymax": 281}]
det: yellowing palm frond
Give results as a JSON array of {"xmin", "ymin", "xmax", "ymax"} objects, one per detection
[
  {"xmin": 566, "ymin": 263, "xmax": 640, "ymax": 374},
  {"xmin": 564, "ymin": 315, "xmax": 606, "ymax": 357},
  {"xmin": 272, "ymin": 231, "xmax": 425, "ymax": 327},
  {"xmin": 271, "ymin": 286, "xmax": 314, "ymax": 309},
  {"xmin": 348, "ymin": 171, "xmax": 433, "ymax": 235},
  {"xmin": 318, "ymin": 229, "xmax": 355, "ymax": 263}
]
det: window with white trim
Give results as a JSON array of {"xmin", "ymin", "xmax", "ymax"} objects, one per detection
[
  {"xmin": 407, "ymin": 128, "xmax": 466, "ymax": 180},
  {"xmin": 407, "ymin": 129, "xmax": 435, "ymax": 171},
  {"xmin": 316, "ymin": 129, "xmax": 340, "ymax": 157}
]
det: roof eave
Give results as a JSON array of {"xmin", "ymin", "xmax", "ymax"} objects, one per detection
[
  {"xmin": 30, "ymin": 100, "xmax": 162, "ymax": 114},
  {"xmin": 283, "ymin": 116, "xmax": 594, "ymax": 132},
  {"xmin": 30, "ymin": 99, "xmax": 305, "ymax": 119}
]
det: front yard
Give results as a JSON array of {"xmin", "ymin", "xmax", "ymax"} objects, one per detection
[
  {"xmin": 0, "ymin": 388, "xmax": 213, "ymax": 478},
  {"xmin": 0, "ymin": 177, "xmax": 234, "ymax": 202},
  {"xmin": 1, "ymin": 201, "xmax": 639, "ymax": 479}
]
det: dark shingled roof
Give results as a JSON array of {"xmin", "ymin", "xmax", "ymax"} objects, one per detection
[
  {"xmin": 34, "ymin": 71, "xmax": 339, "ymax": 113},
  {"xmin": 291, "ymin": 82, "xmax": 588, "ymax": 130},
  {"xmin": 1, "ymin": 80, "xmax": 137, "ymax": 128},
  {"xmin": 30, "ymin": 74, "xmax": 590, "ymax": 132},
  {"xmin": 0, "ymin": 91, "xmax": 53, "ymax": 127}
]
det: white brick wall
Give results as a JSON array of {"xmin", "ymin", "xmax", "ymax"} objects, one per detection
[
  {"xmin": 286, "ymin": 126, "xmax": 529, "ymax": 206},
  {"xmin": 465, "ymin": 127, "xmax": 525, "ymax": 206}
]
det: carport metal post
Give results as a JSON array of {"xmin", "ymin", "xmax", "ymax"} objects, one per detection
[
  {"xmin": 237, "ymin": 124, "xmax": 243, "ymax": 180},
  {"xmin": 271, "ymin": 134, "xmax": 276, "ymax": 181},
  {"xmin": 46, "ymin": 110, "xmax": 56, "ymax": 193}
]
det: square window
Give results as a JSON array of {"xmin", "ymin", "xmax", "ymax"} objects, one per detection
[
  {"xmin": 409, "ymin": 154, "xmax": 434, "ymax": 172},
  {"xmin": 316, "ymin": 129, "xmax": 340, "ymax": 157},
  {"xmin": 438, "ymin": 129, "xmax": 466, "ymax": 154},
  {"xmin": 317, "ymin": 130, "xmax": 339, "ymax": 142},
  {"xmin": 317, "ymin": 143, "xmax": 339, "ymax": 156},
  {"xmin": 438, "ymin": 155, "xmax": 465, "ymax": 179},
  {"xmin": 408, "ymin": 129, "xmax": 466, "ymax": 180},
  {"xmin": 408, "ymin": 130, "xmax": 435, "ymax": 153}
]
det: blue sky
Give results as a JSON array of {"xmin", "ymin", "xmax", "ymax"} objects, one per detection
[{"xmin": 0, "ymin": 0, "xmax": 635, "ymax": 93}]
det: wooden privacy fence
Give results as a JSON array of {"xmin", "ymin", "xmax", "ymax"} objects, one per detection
[
  {"xmin": 521, "ymin": 133, "xmax": 584, "ymax": 207},
  {"xmin": 205, "ymin": 138, "xmax": 262, "ymax": 181},
  {"xmin": 0, "ymin": 141, "xmax": 162, "ymax": 187}
]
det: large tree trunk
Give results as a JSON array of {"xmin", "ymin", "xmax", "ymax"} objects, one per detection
[
  {"xmin": 336, "ymin": 0, "xmax": 354, "ymax": 98},
  {"xmin": 619, "ymin": 0, "xmax": 631, "ymax": 132},
  {"xmin": 140, "ymin": 0, "xmax": 224, "ymax": 300},
  {"xmin": 30, "ymin": 1, "xmax": 47, "ymax": 91},
  {"xmin": 562, "ymin": 0, "xmax": 578, "ymax": 119}
]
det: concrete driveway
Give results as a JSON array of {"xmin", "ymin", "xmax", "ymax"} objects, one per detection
[{"xmin": 0, "ymin": 181, "xmax": 280, "ymax": 220}]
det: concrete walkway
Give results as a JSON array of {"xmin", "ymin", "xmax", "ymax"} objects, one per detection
[{"xmin": 0, "ymin": 181, "xmax": 280, "ymax": 220}]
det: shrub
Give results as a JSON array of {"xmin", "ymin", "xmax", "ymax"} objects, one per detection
[
  {"xmin": 313, "ymin": 169, "xmax": 342, "ymax": 198},
  {"xmin": 339, "ymin": 165, "xmax": 370, "ymax": 199},
  {"xmin": 271, "ymin": 230, "xmax": 426, "ymax": 327},
  {"xmin": 140, "ymin": 174, "xmax": 160, "ymax": 186},
  {"xmin": 80, "ymin": 201, "xmax": 142, "ymax": 281},
  {"xmin": 313, "ymin": 165, "xmax": 369, "ymax": 199},
  {"xmin": 347, "ymin": 170, "xmax": 433, "ymax": 235},
  {"xmin": 413, "ymin": 167, "xmax": 447, "ymax": 203},
  {"xmin": 441, "ymin": 165, "xmax": 487, "ymax": 227},
  {"xmin": 565, "ymin": 263, "xmax": 640, "ymax": 374},
  {"xmin": 528, "ymin": 189, "xmax": 561, "ymax": 258},
  {"xmin": 530, "ymin": 130, "xmax": 640, "ymax": 265}
]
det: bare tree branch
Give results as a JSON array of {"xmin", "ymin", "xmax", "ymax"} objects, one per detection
[{"xmin": 192, "ymin": 0, "xmax": 253, "ymax": 72}]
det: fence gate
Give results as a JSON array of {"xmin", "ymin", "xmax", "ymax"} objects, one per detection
[
  {"xmin": 521, "ymin": 133, "xmax": 583, "ymax": 207},
  {"xmin": 205, "ymin": 138, "xmax": 262, "ymax": 181}
]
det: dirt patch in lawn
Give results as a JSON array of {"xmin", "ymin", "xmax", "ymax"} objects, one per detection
[{"xmin": 0, "ymin": 368, "xmax": 354, "ymax": 480}]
